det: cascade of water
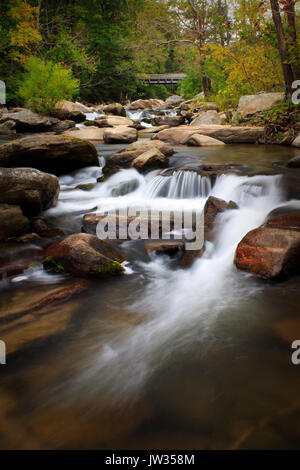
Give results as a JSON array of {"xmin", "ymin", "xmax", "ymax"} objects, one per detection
[{"xmin": 145, "ymin": 170, "xmax": 212, "ymax": 199}]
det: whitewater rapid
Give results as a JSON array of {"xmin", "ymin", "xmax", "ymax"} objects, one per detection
[{"xmin": 45, "ymin": 167, "xmax": 290, "ymax": 401}]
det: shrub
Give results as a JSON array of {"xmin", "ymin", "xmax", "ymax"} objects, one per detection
[{"xmin": 19, "ymin": 57, "xmax": 79, "ymax": 114}]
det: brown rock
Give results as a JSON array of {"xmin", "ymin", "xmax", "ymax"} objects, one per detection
[
  {"xmin": 0, "ymin": 204, "xmax": 29, "ymax": 241},
  {"xmin": 103, "ymin": 103, "xmax": 126, "ymax": 117},
  {"xmin": 154, "ymin": 116, "xmax": 185, "ymax": 127},
  {"xmin": 103, "ymin": 126, "xmax": 138, "ymax": 144},
  {"xmin": 0, "ymin": 168, "xmax": 59, "ymax": 216},
  {"xmin": 186, "ymin": 134, "xmax": 226, "ymax": 146},
  {"xmin": 0, "ymin": 134, "xmax": 98, "ymax": 175},
  {"xmin": 131, "ymin": 148, "xmax": 169, "ymax": 172},
  {"xmin": 154, "ymin": 125, "xmax": 265, "ymax": 145},
  {"xmin": 44, "ymin": 233, "xmax": 126, "ymax": 278},
  {"xmin": 235, "ymin": 212, "xmax": 300, "ymax": 280}
]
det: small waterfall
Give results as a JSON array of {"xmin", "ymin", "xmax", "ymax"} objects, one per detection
[{"xmin": 146, "ymin": 170, "xmax": 212, "ymax": 199}]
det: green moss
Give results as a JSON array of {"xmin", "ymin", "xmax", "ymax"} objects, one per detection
[
  {"xmin": 29, "ymin": 261, "xmax": 42, "ymax": 268},
  {"xmin": 96, "ymin": 259, "xmax": 125, "ymax": 277},
  {"xmin": 44, "ymin": 256, "xmax": 65, "ymax": 273},
  {"xmin": 229, "ymin": 200, "xmax": 239, "ymax": 210}
]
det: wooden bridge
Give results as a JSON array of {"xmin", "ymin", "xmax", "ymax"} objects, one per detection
[{"xmin": 140, "ymin": 74, "xmax": 186, "ymax": 85}]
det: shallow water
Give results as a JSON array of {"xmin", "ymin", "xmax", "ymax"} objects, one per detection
[{"xmin": 1, "ymin": 143, "xmax": 300, "ymax": 449}]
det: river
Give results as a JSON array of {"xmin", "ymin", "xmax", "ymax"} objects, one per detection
[{"xmin": 1, "ymin": 131, "xmax": 300, "ymax": 449}]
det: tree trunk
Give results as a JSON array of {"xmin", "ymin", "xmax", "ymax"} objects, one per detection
[
  {"xmin": 285, "ymin": 0, "xmax": 300, "ymax": 79},
  {"xmin": 270, "ymin": 0, "xmax": 295, "ymax": 98}
]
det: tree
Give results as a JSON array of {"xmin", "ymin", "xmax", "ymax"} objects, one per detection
[{"xmin": 270, "ymin": 0, "xmax": 295, "ymax": 97}]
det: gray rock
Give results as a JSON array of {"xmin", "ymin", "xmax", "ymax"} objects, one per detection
[{"xmin": 0, "ymin": 167, "xmax": 59, "ymax": 216}]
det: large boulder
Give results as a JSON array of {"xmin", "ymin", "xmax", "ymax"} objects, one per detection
[
  {"xmin": 165, "ymin": 95, "xmax": 183, "ymax": 108},
  {"xmin": 63, "ymin": 126, "xmax": 105, "ymax": 141},
  {"xmin": 154, "ymin": 115, "xmax": 185, "ymax": 127},
  {"xmin": 50, "ymin": 109, "xmax": 86, "ymax": 123},
  {"xmin": 154, "ymin": 125, "xmax": 265, "ymax": 145},
  {"xmin": 103, "ymin": 126, "xmax": 138, "ymax": 144},
  {"xmin": 0, "ymin": 204, "xmax": 29, "ymax": 241},
  {"xmin": 0, "ymin": 109, "xmax": 59, "ymax": 132},
  {"xmin": 95, "ymin": 116, "xmax": 134, "ymax": 128},
  {"xmin": 131, "ymin": 148, "xmax": 169, "ymax": 172},
  {"xmin": 127, "ymin": 99, "xmax": 165, "ymax": 111},
  {"xmin": 235, "ymin": 212, "xmax": 300, "ymax": 280},
  {"xmin": 291, "ymin": 135, "xmax": 300, "ymax": 148},
  {"xmin": 237, "ymin": 92, "xmax": 285, "ymax": 117},
  {"xmin": 0, "ymin": 134, "xmax": 98, "ymax": 175},
  {"xmin": 106, "ymin": 140, "xmax": 174, "ymax": 170},
  {"xmin": 0, "ymin": 168, "xmax": 59, "ymax": 216},
  {"xmin": 103, "ymin": 103, "xmax": 126, "ymax": 117},
  {"xmin": 44, "ymin": 233, "xmax": 125, "ymax": 278},
  {"xmin": 186, "ymin": 134, "xmax": 226, "ymax": 147},
  {"xmin": 56, "ymin": 100, "xmax": 93, "ymax": 114},
  {"xmin": 190, "ymin": 110, "xmax": 222, "ymax": 126}
]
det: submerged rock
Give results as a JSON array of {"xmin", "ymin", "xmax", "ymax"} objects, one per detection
[
  {"xmin": 0, "ymin": 168, "xmax": 59, "ymax": 216},
  {"xmin": 0, "ymin": 204, "xmax": 29, "ymax": 241},
  {"xmin": 0, "ymin": 134, "xmax": 98, "ymax": 175},
  {"xmin": 287, "ymin": 155, "xmax": 300, "ymax": 167},
  {"xmin": 0, "ymin": 280, "xmax": 90, "ymax": 356},
  {"xmin": 235, "ymin": 212, "xmax": 300, "ymax": 280},
  {"xmin": 44, "ymin": 233, "xmax": 126, "ymax": 278}
]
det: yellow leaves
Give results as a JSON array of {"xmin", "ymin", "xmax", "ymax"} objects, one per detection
[{"xmin": 9, "ymin": 1, "xmax": 41, "ymax": 63}]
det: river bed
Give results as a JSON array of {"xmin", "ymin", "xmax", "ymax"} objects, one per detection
[{"xmin": 1, "ymin": 142, "xmax": 300, "ymax": 450}]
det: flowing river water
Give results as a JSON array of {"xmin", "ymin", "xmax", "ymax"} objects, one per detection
[{"xmin": 1, "ymin": 127, "xmax": 300, "ymax": 448}]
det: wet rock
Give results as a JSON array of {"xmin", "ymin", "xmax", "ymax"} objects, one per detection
[
  {"xmin": 0, "ymin": 108, "xmax": 60, "ymax": 132},
  {"xmin": 154, "ymin": 125, "xmax": 265, "ymax": 145},
  {"xmin": 145, "ymin": 241, "xmax": 185, "ymax": 256},
  {"xmin": 16, "ymin": 233, "xmax": 41, "ymax": 244},
  {"xmin": 0, "ymin": 134, "xmax": 98, "ymax": 175},
  {"xmin": 0, "ymin": 204, "xmax": 29, "ymax": 241},
  {"xmin": 95, "ymin": 116, "xmax": 134, "ymax": 128},
  {"xmin": 237, "ymin": 92, "xmax": 285, "ymax": 117},
  {"xmin": 139, "ymin": 125, "xmax": 170, "ymax": 135},
  {"xmin": 111, "ymin": 179, "xmax": 139, "ymax": 197},
  {"xmin": 235, "ymin": 212, "xmax": 300, "ymax": 280},
  {"xmin": 0, "ymin": 168, "xmax": 59, "ymax": 216},
  {"xmin": 190, "ymin": 110, "xmax": 222, "ymax": 126},
  {"xmin": 0, "ymin": 120, "xmax": 16, "ymax": 135},
  {"xmin": 154, "ymin": 115, "xmax": 185, "ymax": 127},
  {"xmin": 0, "ymin": 280, "xmax": 90, "ymax": 356},
  {"xmin": 165, "ymin": 95, "xmax": 183, "ymax": 108},
  {"xmin": 103, "ymin": 103, "xmax": 126, "ymax": 117},
  {"xmin": 63, "ymin": 126, "xmax": 105, "ymax": 141},
  {"xmin": 131, "ymin": 148, "xmax": 169, "ymax": 172},
  {"xmin": 103, "ymin": 126, "xmax": 138, "ymax": 144},
  {"xmin": 287, "ymin": 155, "xmax": 300, "ymax": 168},
  {"xmin": 186, "ymin": 134, "xmax": 226, "ymax": 146},
  {"xmin": 0, "ymin": 241, "xmax": 44, "ymax": 279},
  {"xmin": 291, "ymin": 135, "xmax": 300, "ymax": 148},
  {"xmin": 204, "ymin": 196, "xmax": 237, "ymax": 235},
  {"xmin": 31, "ymin": 219, "xmax": 65, "ymax": 238},
  {"xmin": 44, "ymin": 233, "xmax": 126, "ymax": 278},
  {"xmin": 106, "ymin": 140, "xmax": 174, "ymax": 170},
  {"xmin": 51, "ymin": 120, "xmax": 75, "ymax": 133}
]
